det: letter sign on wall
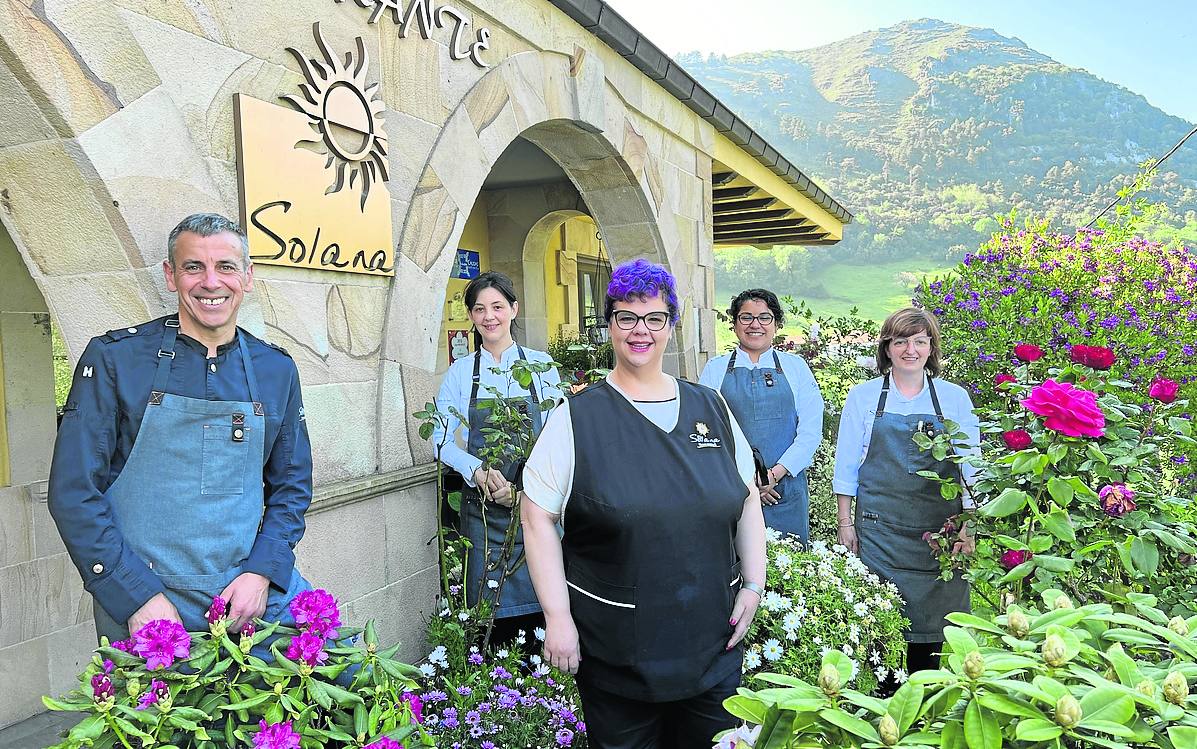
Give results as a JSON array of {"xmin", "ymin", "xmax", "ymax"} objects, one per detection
[{"xmin": 235, "ymin": 23, "xmax": 395, "ymax": 276}]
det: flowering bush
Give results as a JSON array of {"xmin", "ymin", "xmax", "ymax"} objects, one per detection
[
  {"xmin": 721, "ymin": 590, "xmax": 1197, "ymax": 749},
  {"xmin": 742, "ymin": 533, "xmax": 909, "ymax": 696},
  {"xmin": 418, "ymin": 605, "xmax": 587, "ymax": 747},
  {"xmin": 919, "ymin": 347, "xmax": 1197, "ymax": 617},
  {"xmin": 42, "ymin": 592, "xmax": 427, "ymax": 749}
]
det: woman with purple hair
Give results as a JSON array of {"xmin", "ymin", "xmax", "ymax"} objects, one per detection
[{"xmin": 522, "ymin": 258, "xmax": 766, "ymax": 748}]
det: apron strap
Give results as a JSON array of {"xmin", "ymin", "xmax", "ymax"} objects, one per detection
[
  {"xmin": 874, "ymin": 373, "xmax": 890, "ymax": 419},
  {"xmin": 726, "ymin": 349, "xmax": 738, "ymax": 374},
  {"xmin": 150, "ymin": 318, "xmax": 181, "ymax": 402},
  {"xmin": 469, "ymin": 349, "xmax": 482, "ymax": 406},
  {"xmin": 772, "ymin": 350, "xmax": 784, "ymax": 374},
  {"xmin": 927, "ymin": 376, "xmax": 946, "ymax": 420},
  {"xmin": 237, "ymin": 332, "xmax": 263, "ymax": 414}
]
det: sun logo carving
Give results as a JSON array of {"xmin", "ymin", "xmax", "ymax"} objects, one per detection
[
  {"xmin": 282, "ymin": 22, "xmax": 389, "ymax": 212},
  {"xmin": 695, "ymin": 421, "xmax": 710, "ymax": 437}
]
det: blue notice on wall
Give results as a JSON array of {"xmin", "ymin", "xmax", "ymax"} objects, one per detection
[{"xmin": 452, "ymin": 249, "xmax": 481, "ymax": 279}]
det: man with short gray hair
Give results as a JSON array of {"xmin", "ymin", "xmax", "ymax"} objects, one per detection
[{"xmin": 49, "ymin": 212, "xmax": 316, "ymax": 642}]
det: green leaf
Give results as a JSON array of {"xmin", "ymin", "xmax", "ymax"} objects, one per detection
[
  {"xmin": 1130, "ymin": 537, "xmax": 1159, "ymax": 577},
  {"xmin": 841, "ymin": 690, "xmax": 888, "ymax": 715},
  {"xmin": 1040, "ymin": 509, "xmax": 1076, "ymax": 544},
  {"xmin": 446, "ymin": 491, "xmax": 462, "ymax": 513},
  {"xmin": 1046, "ymin": 476, "xmax": 1075, "ymax": 506},
  {"xmin": 320, "ymin": 681, "xmax": 365, "ymax": 706},
  {"xmin": 723, "ymin": 694, "xmax": 768, "ymax": 724},
  {"xmin": 819, "ymin": 707, "xmax": 880, "ymax": 741},
  {"xmin": 888, "ymin": 681, "xmax": 925, "ymax": 733},
  {"xmin": 67, "ymin": 716, "xmax": 105, "ymax": 741},
  {"xmin": 42, "ymin": 695, "xmax": 91, "ymax": 712},
  {"xmin": 1014, "ymin": 718, "xmax": 1063, "ymax": 741},
  {"xmin": 963, "ymin": 699, "xmax": 1001, "ymax": 749},
  {"xmin": 944, "ymin": 612, "xmax": 1006, "ymax": 635},
  {"xmin": 1046, "ymin": 442, "xmax": 1069, "ymax": 465},
  {"xmin": 980, "ymin": 488, "xmax": 1029, "ymax": 518},
  {"xmin": 418, "ymin": 422, "xmax": 434, "ymax": 440},
  {"xmin": 220, "ymin": 692, "xmax": 273, "ymax": 711},
  {"xmin": 307, "ymin": 680, "xmax": 332, "ymax": 710},
  {"xmin": 943, "ymin": 626, "xmax": 979, "ymax": 656},
  {"xmin": 823, "ymin": 649, "xmax": 854, "ymax": 685},
  {"xmin": 758, "ymin": 706, "xmax": 798, "ymax": 749},
  {"xmin": 941, "ymin": 721, "xmax": 965, "ymax": 749},
  {"xmin": 1078, "ymin": 687, "xmax": 1134, "ymax": 724},
  {"xmin": 1032, "ymin": 554, "xmax": 1075, "ymax": 572},
  {"xmin": 999, "ymin": 560, "xmax": 1035, "ymax": 583},
  {"xmin": 1087, "ymin": 443, "xmax": 1109, "ymax": 464},
  {"xmin": 1168, "ymin": 727, "xmax": 1197, "ymax": 748},
  {"xmin": 1010, "ymin": 452, "xmax": 1041, "ymax": 475},
  {"xmin": 1077, "ymin": 719, "xmax": 1138, "ymax": 738},
  {"xmin": 977, "ymin": 693, "xmax": 1042, "ymax": 719}
]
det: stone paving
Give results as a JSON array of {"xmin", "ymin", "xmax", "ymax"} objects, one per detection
[{"xmin": 0, "ymin": 711, "xmax": 81, "ymax": 749}]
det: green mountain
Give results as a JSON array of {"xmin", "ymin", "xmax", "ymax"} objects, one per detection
[{"xmin": 682, "ymin": 18, "xmax": 1197, "ymax": 273}]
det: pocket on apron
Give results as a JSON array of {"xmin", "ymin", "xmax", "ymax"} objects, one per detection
[
  {"xmin": 567, "ymin": 567, "xmax": 637, "ymax": 668},
  {"xmin": 201, "ymin": 424, "xmax": 249, "ymax": 495}
]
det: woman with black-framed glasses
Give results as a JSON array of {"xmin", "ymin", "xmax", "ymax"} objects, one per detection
[
  {"xmin": 520, "ymin": 259, "xmax": 766, "ymax": 748},
  {"xmin": 699, "ymin": 288, "xmax": 824, "ymax": 542}
]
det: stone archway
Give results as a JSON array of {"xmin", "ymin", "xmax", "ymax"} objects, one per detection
[{"xmin": 520, "ymin": 209, "xmax": 588, "ymax": 350}]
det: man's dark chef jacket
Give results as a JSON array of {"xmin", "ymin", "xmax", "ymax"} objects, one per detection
[{"xmin": 48, "ymin": 316, "xmax": 312, "ymax": 626}]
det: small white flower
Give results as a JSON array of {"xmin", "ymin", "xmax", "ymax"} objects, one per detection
[
  {"xmin": 457, "ymin": 611, "xmax": 470, "ymax": 621},
  {"xmin": 419, "ymin": 663, "xmax": 436, "ymax": 677},
  {"xmin": 848, "ymin": 624, "xmax": 860, "ymax": 645},
  {"xmin": 784, "ymin": 628, "xmax": 799, "ymax": 642},
  {"xmin": 842, "ymin": 644, "xmax": 854, "ymax": 658},
  {"xmin": 497, "ymin": 649, "xmax": 509, "ymax": 658},
  {"xmin": 894, "ymin": 668, "xmax": 908, "ymax": 683},
  {"xmin": 762, "ymin": 639, "xmax": 784, "ymax": 662},
  {"xmin": 853, "ymin": 602, "xmax": 869, "ymax": 617},
  {"xmin": 765, "ymin": 528, "xmax": 782, "ymax": 542},
  {"xmin": 487, "ymin": 579, "xmax": 499, "ymax": 590},
  {"xmin": 469, "ymin": 646, "xmax": 479, "ymax": 653},
  {"xmin": 875, "ymin": 666, "xmax": 889, "ymax": 682},
  {"xmin": 849, "ymin": 659, "xmax": 860, "ymax": 681},
  {"xmin": 534, "ymin": 627, "xmax": 546, "ymax": 641},
  {"xmin": 813, "ymin": 636, "xmax": 822, "ymax": 646},
  {"xmin": 439, "ymin": 608, "xmax": 450, "ymax": 617},
  {"xmin": 534, "ymin": 664, "xmax": 551, "ymax": 677},
  {"xmin": 743, "ymin": 648, "xmax": 763, "ymax": 669},
  {"xmin": 775, "ymin": 553, "xmax": 792, "ymax": 569},
  {"xmin": 530, "ymin": 654, "xmax": 542, "ymax": 665},
  {"xmin": 869, "ymin": 649, "xmax": 882, "ymax": 665},
  {"xmin": 515, "ymin": 630, "xmax": 526, "ymax": 644},
  {"xmin": 782, "ymin": 611, "xmax": 803, "ymax": 630}
]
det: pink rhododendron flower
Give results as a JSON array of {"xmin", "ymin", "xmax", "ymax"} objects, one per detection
[
  {"xmin": 994, "ymin": 373, "xmax": 1017, "ymax": 389},
  {"xmin": 110, "ymin": 638, "xmax": 134, "ymax": 653},
  {"xmin": 289, "ymin": 589, "xmax": 341, "ymax": 638},
  {"xmin": 90, "ymin": 674, "xmax": 114, "ymax": 702},
  {"xmin": 1069, "ymin": 344, "xmax": 1116, "ymax": 370},
  {"xmin": 1021, "ymin": 379, "xmax": 1105, "ymax": 438},
  {"xmin": 363, "ymin": 739, "xmax": 402, "ymax": 749},
  {"xmin": 285, "ymin": 630, "xmax": 329, "ymax": 666},
  {"xmin": 403, "ymin": 691, "xmax": 423, "ymax": 723},
  {"xmin": 1149, "ymin": 378, "xmax": 1179, "ymax": 404},
  {"xmin": 132, "ymin": 619, "xmax": 191, "ymax": 670},
  {"xmin": 1000, "ymin": 549, "xmax": 1032, "ymax": 570},
  {"xmin": 1002, "ymin": 429, "xmax": 1032, "ymax": 451},
  {"xmin": 241, "ymin": 621, "xmax": 256, "ymax": 638},
  {"xmin": 206, "ymin": 596, "xmax": 227, "ymax": 624},
  {"xmin": 253, "ymin": 721, "xmax": 301, "ymax": 749},
  {"xmin": 1014, "ymin": 343, "xmax": 1044, "ymax": 362},
  {"xmin": 135, "ymin": 680, "xmax": 169, "ymax": 711},
  {"xmin": 1099, "ymin": 483, "xmax": 1137, "ymax": 517}
]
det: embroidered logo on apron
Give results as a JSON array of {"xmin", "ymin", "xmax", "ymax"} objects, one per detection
[{"xmin": 689, "ymin": 421, "xmax": 723, "ymax": 449}]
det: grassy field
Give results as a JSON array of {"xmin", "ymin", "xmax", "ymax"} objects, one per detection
[{"xmin": 714, "ymin": 258, "xmax": 957, "ymax": 351}]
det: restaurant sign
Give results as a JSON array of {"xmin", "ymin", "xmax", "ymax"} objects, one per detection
[
  {"xmin": 235, "ymin": 24, "xmax": 395, "ymax": 276},
  {"xmin": 335, "ymin": 0, "xmax": 491, "ymax": 68}
]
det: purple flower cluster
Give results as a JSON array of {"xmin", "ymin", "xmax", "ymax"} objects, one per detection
[
  {"xmin": 284, "ymin": 588, "xmax": 341, "ymax": 667},
  {"xmin": 253, "ymin": 720, "xmax": 301, "ymax": 749},
  {"xmin": 132, "ymin": 619, "xmax": 191, "ymax": 670},
  {"xmin": 135, "ymin": 679, "xmax": 170, "ymax": 710}
]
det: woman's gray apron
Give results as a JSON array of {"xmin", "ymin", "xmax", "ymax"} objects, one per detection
[
  {"xmin": 460, "ymin": 346, "xmax": 544, "ymax": 618},
  {"xmin": 855, "ymin": 374, "xmax": 968, "ymax": 643},
  {"xmin": 94, "ymin": 320, "xmax": 310, "ymax": 642},
  {"xmin": 720, "ymin": 349, "xmax": 810, "ymax": 542}
]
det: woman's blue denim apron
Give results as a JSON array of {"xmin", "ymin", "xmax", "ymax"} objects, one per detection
[
  {"xmin": 855, "ymin": 374, "xmax": 968, "ymax": 643},
  {"xmin": 93, "ymin": 320, "xmax": 310, "ymax": 642},
  {"xmin": 460, "ymin": 346, "xmax": 544, "ymax": 617},
  {"xmin": 719, "ymin": 349, "xmax": 810, "ymax": 542}
]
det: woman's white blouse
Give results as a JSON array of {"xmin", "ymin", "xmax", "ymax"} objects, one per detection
[
  {"xmin": 432, "ymin": 343, "xmax": 562, "ymax": 487},
  {"xmin": 832, "ymin": 375, "xmax": 980, "ymax": 504}
]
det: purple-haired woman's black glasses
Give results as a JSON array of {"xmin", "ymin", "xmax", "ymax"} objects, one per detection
[{"xmin": 612, "ymin": 311, "xmax": 670, "ymax": 331}]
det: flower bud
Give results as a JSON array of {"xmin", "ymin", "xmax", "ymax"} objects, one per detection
[
  {"xmin": 1006, "ymin": 608, "xmax": 1030, "ymax": 638},
  {"xmin": 240, "ymin": 632, "xmax": 254, "ymax": 654},
  {"xmin": 964, "ymin": 651, "xmax": 985, "ymax": 680},
  {"xmin": 879, "ymin": 714, "xmax": 900, "ymax": 746},
  {"xmin": 1164, "ymin": 671, "xmax": 1189, "ymax": 706},
  {"xmin": 274, "ymin": 682, "xmax": 284, "ymax": 695},
  {"xmin": 1042, "ymin": 634, "xmax": 1069, "ymax": 667},
  {"xmin": 1053, "ymin": 594, "xmax": 1073, "ymax": 610},
  {"xmin": 818, "ymin": 663, "xmax": 841, "ymax": 696},
  {"xmin": 1135, "ymin": 679, "xmax": 1155, "ymax": 698},
  {"xmin": 1168, "ymin": 616, "xmax": 1189, "ymax": 637},
  {"xmin": 126, "ymin": 676, "xmax": 142, "ymax": 699},
  {"xmin": 1054, "ymin": 695, "xmax": 1082, "ymax": 728}
]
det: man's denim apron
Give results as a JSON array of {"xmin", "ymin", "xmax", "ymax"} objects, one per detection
[
  {"xmin": 855, "ymin": 374, "xmax": 968, "ymax": 644},
  {"xmin": 94, "ymin": 321, "xmax": 310, "ymax": 642},
  {"xmin": 459, "ymin": 346, "xmax": 544, "ymax": 618},
  {"xmin": 720, "ymin": 349, "xmax": 810, "ymax": 542}
]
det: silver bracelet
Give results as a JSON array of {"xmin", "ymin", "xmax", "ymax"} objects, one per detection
[{"xmin": 741, "ymin": 581, "xmax": 764, "ymax": 597}]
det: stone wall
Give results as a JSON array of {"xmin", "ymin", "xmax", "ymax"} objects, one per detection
[{"xmin": 0, "ymin": 0, "xmax": 721, "ymax": 726}]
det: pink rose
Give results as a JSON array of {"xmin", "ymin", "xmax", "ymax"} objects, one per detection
[
  {"xmin": 1149, "ymin": 378, "xmax": 1179, "ymax": 404},
  {"xmin": 1014, "ymin": 343, "xmax": 1044, "ymax": 362},
  {"xmin": 1070, "ymin": 344, "xmax": 1116, "ymax": 370},
  {"xmin": 1000, "ymin": 549, "xmax": 1032, "ymax": 570},
  {"xmin": 1002, "ymin": 429, "xmax": 1032, "ymax": 451},
  {"xmin": 994, "ymin": 373, "xmax": 1018, "ymax": 389},
  {"xmin": 1099, "ymin": 483, "xmax": 1136, "ymax": 517},
  {"xmin": 1021, "ymin": 379, "xmax": 1105, "ymax": 438}
]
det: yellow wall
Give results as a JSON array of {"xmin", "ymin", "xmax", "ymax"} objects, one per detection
[
  {"xmin": 437, "ymin": 196, "xmax": 492, "ymax": 372},
  {"xmin": 543, "ymin": 215, "xmax": 608, "ymax": 339}
]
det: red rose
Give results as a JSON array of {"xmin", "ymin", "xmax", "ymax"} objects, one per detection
[
  {"xmin": 994, "ymin": 373, "xmax": 1017, "ymax": 389},
  {"xmin": 1149, "ymin": 378, "xmax": 1179, "ymax": 404},
  {"xmin": 1014, "ymin": 343, "xmax": 1044, "ymax": 362},
  {"xmin": 1021, "ymin": 379, "xmax": 1105, "ymax": 438},
  {"xmin": 1069, "ymin": 344, "xmax": 1116, "ymax": 370},
  {"xmin": 1002, "ymin": 429, "xmax": 1032, "ymax": 450},
  {"xmin": 1000, "ymin": 549, "xmax": 1032, "ymax": 570}
]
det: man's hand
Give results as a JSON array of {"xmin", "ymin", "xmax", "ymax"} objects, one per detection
[
  {"xmin": 473, "ymin": 467, "xmax": 513, "ymax": 506},
  {"xmin": 756, "ymin": 465, "xmax": 784, "ymax": 505},
  {"xmin": 127, "ymin": 593, "xmax": 181, "ymax": 634},
  {"xmin": 219, "ymin": 572, "xmax": 270, "ymax": 633}
]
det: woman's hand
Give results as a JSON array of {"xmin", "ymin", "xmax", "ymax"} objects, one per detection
[
  {"xmin": 838, "ymin": 524, "xmax": 858, "ymax": 555},
  {"xmin": 472, "ymin": 467, "xmax": 512, "ymax": 505},
  {"xmin": 951, "ymin": 523, "xmax": 975, "ymax": 556},
  {"xmin": 726, "ymin": 588, "xmax": 761, "ymax": 650},
  {"xmin": 543, "ymin": 614, "xmax": 581, "ymax": 674}
]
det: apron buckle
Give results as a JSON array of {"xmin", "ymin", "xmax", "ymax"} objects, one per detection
[
  {"xmin": 232, "ymin": 412, "xmax": 246, "ymax": 442},
  {"xmin": 148, "ymin": 391, "xmax": 165, "ymax": 406},
  {"xmin": 763, "ymin": 372, "xmax": 775, "ymax": 387},
  {"xmin": 232, "ymin": 412, "xmax": 246, "ymax": 426},
  {"xmin": 253, "ymin": 402, "xmax": 264, "ymax": 417}
]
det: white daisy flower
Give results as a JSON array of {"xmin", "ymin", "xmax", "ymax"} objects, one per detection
[
  {"xmin": 762, "ymin": 639, "xmax": 784, "ymax": 662},
  {"xmin": 869, "ymin": 649, "xmax": 882, "ymax": 665},
  {"xmin": 530, "ymin": 654, "xmax": 542, "ymax": 665},
  {"xmin": 765, "ymin": 528, "xmax": 782, "ymax": 542},
  {"xmin": 534, "ymin": 627, "xmax": 546, "ymax": 641},
  {"xmin": 497, "ymin": 649, "xmax": 509, "ymax": 658},
  {"xmin": 775, "ymin": 553, "xmax": 792, "ymax": 569},
  {"xmin": 534, "ymin": 664, "xmax": 551, "ymax": 677},
  {"xmin": 457, "ymin": 611, "xmax": 470, "ymax": 621},
  {"xmin": 853, "ymin": 602, "xmax": 869, "ymax": 617},
  {"xmin": 784, "ymin": 628, "xmax": 799, "ymax": 642},
  {"xmin": 782, "ymin": 611, "xmax": 803, "ymax": 630},
  {"xmin": 842, "ymin": 644, "xmax": 854, "ymax": 658},
  {"xmin": 894, "ymin": 668, "xmax": 908, "ymax": 683},
  {"xmin": 419, "ymin": 663, "xmax": 436, "ymax": 677},
  {"xmin": 875, "ymin": 666, "xmax": 888, "ymax": 682},
  {"xmin": 439, "ymin": 608, "xmax": 451, "ymax": 617},
  {"xmin": 515, "ymin": 630, "xmax": 526, "ymax": 644},
  {"xmin": 743, "ymin": 649, "xmax": 763, "ymax": 669}
]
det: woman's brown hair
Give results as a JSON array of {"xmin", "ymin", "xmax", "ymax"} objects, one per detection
[{"xmin": 876, "ymin": 307, "xmax": 942, "ymax": 377}]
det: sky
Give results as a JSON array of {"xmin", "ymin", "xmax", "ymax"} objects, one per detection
[{"xmin": 602, "ymin": 0, "xmax": 1197, "ymax": 125}]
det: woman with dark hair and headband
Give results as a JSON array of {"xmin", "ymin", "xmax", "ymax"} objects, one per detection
[
  {"xmin": 700, "ymin": 288, "xmax": 824, "ymax": 542},
  {"xmin": 521, "ymin": 259, "xmax": 766, "ymax": 748},
  {"xmin": 432, "ymin": 271, "xmax": 562, "ymax": 645},
  {"xmin": 833, "ymin": 307, "xmax": 979, "ymax": 682}
]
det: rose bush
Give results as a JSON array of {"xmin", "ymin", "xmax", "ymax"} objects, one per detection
[{"xmin": 42, "ymin": 592, "xmax": 427, "ymax": 749}]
